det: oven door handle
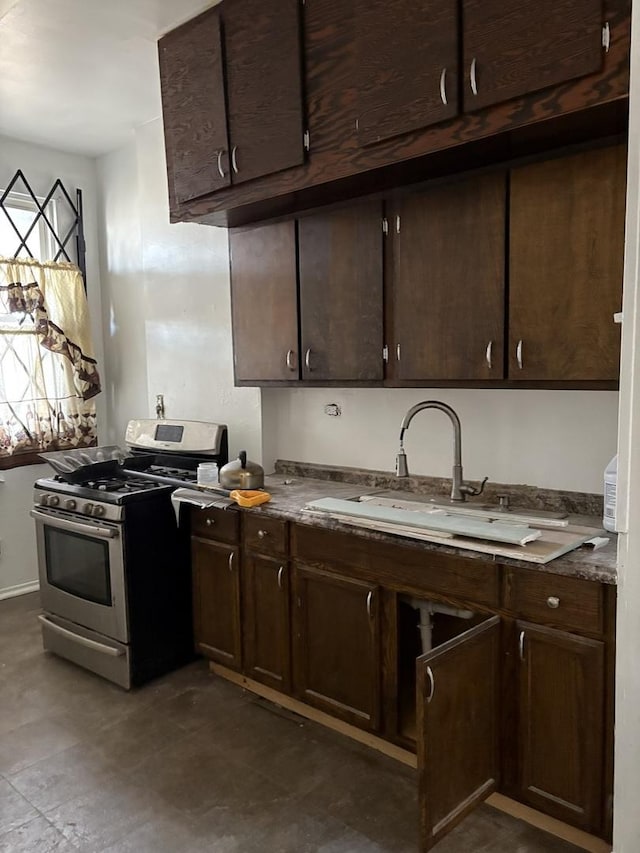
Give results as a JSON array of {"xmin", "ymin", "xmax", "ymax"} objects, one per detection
[
  {"xmin": 37, "ymin": 615, "xmax": 125, "ymax": 657},
  {"xmin": 30, "ymin": 509, "xmax": 119, "ymax": 539}
]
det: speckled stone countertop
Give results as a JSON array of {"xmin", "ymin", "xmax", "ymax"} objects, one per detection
[{"xmin": 229, "ymin": 467, "xmax": 617, "ymax": 586}]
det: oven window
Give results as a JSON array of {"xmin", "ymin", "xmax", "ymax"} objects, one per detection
[{"xmin": 44, "ymin": 528, "xmax": 112, "ymax": 606}]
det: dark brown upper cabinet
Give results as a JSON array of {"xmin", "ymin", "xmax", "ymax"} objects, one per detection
[
  {"xmin": 509, "ymin": 144, "xmax": 626, "ymax": 382},
  {"xmin": 462, "ymin": 0, "xmax": 605, "ymax": 113},
  {"xmin": 230, "ymin": 221, "xmax": 300, "ymax": 382},
  {"xmin": 418, "ymin": 616, "xmax": 501, "ymax": 850},
  {"xmin": 355, "ymin": 0, "xmax": 459, "ymax": 146},
  {"xmin": 298, "ymin": 202, "xmax": 384, "ymax": 381},
  {"xmin": 388, "ymin": 172, "xmax": 506, "ymax": 382},
  {"xmin": 158, "ymin": 9, "xmax": 230, "ymax": 204},
  {"xmin": 159, "ymin": 1, "xmax": 304, "ymax": 206}
]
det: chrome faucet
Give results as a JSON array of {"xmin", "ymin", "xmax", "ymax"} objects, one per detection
[{"xmin": 395, "ymin": 400, "xmax": 488, "ymax": 502}]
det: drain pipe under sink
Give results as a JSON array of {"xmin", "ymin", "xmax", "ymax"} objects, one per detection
[{"xmin": 404, "ymin": 597, "xmax": 475, "ymax": 653}]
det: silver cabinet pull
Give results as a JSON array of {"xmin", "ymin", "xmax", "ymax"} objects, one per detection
[
  {"xmin": 547, "ymin": 596, "xmax": 560, "ymax": 609},
  {"xmin": 395, "ymin": 215, "xmax": 401, "ymax": 234},
  {"xmin": 228, "ymin": 551, "xmax": 234, "ymax": 572},
  {"xmin": 439, "ymin": 68, "xmax": 448, "ymax": 105},
  {"xmin": 257, "ymin": 529, "xmax": 268, "ymax": 539},
  {"xmin": 205, "ymin": 518, "xmax": 215, "ymax": 527},
  {"xmin": 485, "ymin": 340, "xmax": 493, "ymax": 370},
  {"xmin": 516, "ymin": 339, "xmax": 523, "ymax": 370},
  {"xmin": 366, "ymin": 590, "xmax": 373, "ymax": 619},
  {"xmin": 286, "ymin": 349, "xmax": 296, "ymax": 371},
  {"xmin": 305, "ymin": 348, "xmax": 312, "ymax": 371},
  {"xmin": 231, "ymin": 145, "xmax": 239, "ymax": 174},
  {"xmin": 602, "ymin": 21, "xmax": 611, "ymax": 52},
  {"xmin": 470, "ymin": 58, "xmax": 478, "ymax": 96},
  {"xmin": 217, "ymin": 150, "xmax": 225, "ymax": 179},
  {"xmin": 277, "ymin": 566, "xmax": 284, "ymax": 589},
  {"xmin": 426, "ymin": 665, "xmax": 435, "ymax": 703},
  {"xmin": 519, "ymin": 630, "xmax": 525, "ymax": 661},
  {"xmin": 396, "ymin": 343, "xmax": 401, "ymax": 362}
]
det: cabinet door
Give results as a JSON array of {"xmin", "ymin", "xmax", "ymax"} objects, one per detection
[
  {"xmin": 224, "ymin": 0, "xmax": 305, "ymax": 184},
  {"xmin": 390, "ymin": 173, "xmax": 506, "ymax": 381},
  {"xmin": 299, "ymin": 202, "xmax": 384, "ymax": 381},
  {"xmin": 462, "ymin": 0, "xmax": 605, "ymax": 112},
  {"xmin": 509, "ymin": 145, "xmax": 626, "ymax": 381},
  {"xmin": 192, "ymin": 538, "xmax": 241, "ymax": 669},
  {"xmin": 158, "ymin": 9, "xmax": 230, "ymax": 204},
  {"xmin": 230, "ymin": 221, "xmax": 300, "ymax": 382},
  {"xmin": 293, "ymin": 564, "xmax": 381, "ymax": 730},
  {"xmin": 355, "ymin": 0, "xmax": 458, "ymax": 146},
  {"xmin": 243, "ymin": 554, "xmax": 291, "ymax": 693},
  {"xmin": 517, "ymin": 622, "xmax": 605, "ymax": 832},
  {"xmin": 418, "ymin": 616, "xmax": 500, "ymax": 850}
]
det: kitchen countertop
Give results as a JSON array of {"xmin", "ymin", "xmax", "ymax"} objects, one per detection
[{"xmin": 229, "ymin": 474, "xmax": 617, "ymax": 586}]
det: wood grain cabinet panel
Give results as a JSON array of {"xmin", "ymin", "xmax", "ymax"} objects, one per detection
[
  {"xmin": 230, "ymin": 221, "xmax": 300, "ymax": 382},
  {"xmin": 158, "ymin": 9, "xmax": 230, "ymax": 204},
  {"xmin": 355, "ymin": 0, "xmax": 459, "ymax": 146},
  {"xmin": 509, "ymin": 145, "xmax": 626, "ymax": 381},
  {"xmin": 293, "ymin": 564, "xmax": 381, "ymax": 730},
  {"xmin": 243, "ymin": 554, "xmax": 291, "ymax": 692},
  {"xmin": 516, "ymin": 622, "xmax": 605, "ymax": 833},
  {"xmin": 389, "ymin": 173, "xmax": 506, "ymax": 381},
  {"xmin": 462, "ymin": 0, "xmax": 605, "ymax": 112},
  {"xmin": 223, "ymin": 0, "xmax": 305, "ymax": 184},
  {"xmin": 299, "ymin": 201, "xmax": 384, "ymax": 381},
  {"xmin": 191, "ymin": 537, "xmax": 241, "ymax": 669},
  {"xmin": 418, "ymin": 617, "xmax": 501, "ymax": 849}
]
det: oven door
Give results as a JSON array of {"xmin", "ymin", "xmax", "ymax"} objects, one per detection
[{"xmin": 31, "ymin": 507, "xmax": 129, "ymax": 643}]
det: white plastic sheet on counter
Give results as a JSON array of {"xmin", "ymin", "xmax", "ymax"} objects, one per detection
[{"xmin": 171, "ymin": 488, "xmax": 231, "ymax": 524}]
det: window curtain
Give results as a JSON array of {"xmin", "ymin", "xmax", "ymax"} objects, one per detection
[{"xmin": 0, "ymin": 257, "xmax": 101, "ymax": 465}]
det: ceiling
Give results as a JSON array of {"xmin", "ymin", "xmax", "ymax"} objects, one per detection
[{"xmin": 0, "ymin": 0, "xmax": 215, "ymax": 156}]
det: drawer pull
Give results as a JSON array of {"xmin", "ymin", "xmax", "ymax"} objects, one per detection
[
  {"xmin": 277, "ymin": 566, "xmax": 284, "ymax": 589},
  {"xmin": 519, "ymin": 630, "xmax": 525, "ymax": 661},
  {"xmin": 205, "ymin": 518, "xmax": 215, "ymax": 527},
  {"xmin": 426, "ymin": 665, "xmax": 435, "ymax": 703},
  {"xmin": 547, "ymin": 596, "xmax": 560, "ymax": 609},
  {"xmin": 257, "ymin": 529, "xmax": 269, "ymax": 539}
]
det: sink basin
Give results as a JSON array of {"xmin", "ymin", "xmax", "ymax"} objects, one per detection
[{"xmin": 354, "ymin": 491, "xmax": 569, "ymax": 528}]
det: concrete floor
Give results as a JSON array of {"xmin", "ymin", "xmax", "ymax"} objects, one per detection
[{"xmin": 0, "ymin": 592, "xmax": 585, "ymax": 853}]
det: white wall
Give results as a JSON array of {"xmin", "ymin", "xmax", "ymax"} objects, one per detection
[
  {"xmin": 0, "ymin": 134, "xmax": 104, "ymax": 598},
  {"xmin": 263, "ymin": 387, "xmax": 619, "ymax": 494},
  {"xmin": 96, "ymin": 119, "xmax": 262, "ymax": 459}
]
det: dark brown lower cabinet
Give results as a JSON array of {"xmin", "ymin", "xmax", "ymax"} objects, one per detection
[
  {"xmin": 516, "ymin": 621, "xmax": 605, "ymax": 833},
  {"xmin": 292, "ymin": 564, "xmax": 381, "ymax": 730},
  {"xmin": 417, "ymin": 616, "xmax": 501, "ymax": 850},
  {"xmin": 243, "ymin": 554, "xmax": 291, "ymax": 692},
  {"xmin": 191, "ymin": 537, "xmax": 241, "ymax": 669}
]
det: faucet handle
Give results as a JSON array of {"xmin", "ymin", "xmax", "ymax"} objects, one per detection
[{"xmin": 461, "ymin": 476, "xmax": 489, "ymax": 498}]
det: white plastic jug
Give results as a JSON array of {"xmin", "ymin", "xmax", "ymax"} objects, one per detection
[{"xmin": 603, "ymin": 454, "xmax": 617, "ymax": 533}]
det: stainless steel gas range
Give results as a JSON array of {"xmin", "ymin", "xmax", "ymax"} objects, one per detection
[{"xmin": 32, "ymin": 419, "xmax": 228, "ymax": 689}]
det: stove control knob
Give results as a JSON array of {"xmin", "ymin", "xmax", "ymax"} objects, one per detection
[
  {"xmin": 83, "ymin": 503, "xmax": 94, "ymax": 514},
  {"xmin": 64, "ymin": 499, "xmax": 77, "ymax": 511},
  {"xmin": 93, "ymin": 505, "xmax": 105, "ymax": 517},
  {"xmin": 39, "ymin": 493, "xmax": 50, "ymax": 506},
  {"xmin": 48, "ymin": 495, "xmax": 60, "ymax": 507}
]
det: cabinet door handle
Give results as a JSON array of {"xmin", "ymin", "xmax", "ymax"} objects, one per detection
[
  {"xmin": 205, "ymin": 518, "xmax": 215, "ymax": 527},
  {"xmin": 217, "ymin": 150, "xmax": 226, "ymax": 179},
  {"xmin": 277, "ymin": 566, "xmax": 285, "ymax": 589},
  {"xmin": 286, "ymin": 349, "xmax": 296, "ymax": 371},
  {"xmin": 257, "ymin": 529, "xmax": 269, "ymax": 539},
  {"xmin": 426, "ymin": 665, "xmax": 435, "ymax": 703},
  {"xmin": 231, "ymin": 145, "xmax": 239, "ymax": 174},
  {"xmin": 228, "ymin": 551, "xmax": 234, "ymax": 572},
  {"xmin": 305, "ymin": 348, "xmax": 313, "ymax": 371},
  {"xmin": 439, "ymin": 68, "xmax": 448, "ymax": 105},
  {"xmin": 519, "ymin": 630, "xmax": 525, "ymax": 661},
  {"xmin": 485, "ymin": 340, "xmax": 493, "ymax": 370},
  {"xmin": 516, "ymin": 339, "xmax": 524, "ymax": 370},
  {"xmin": 547, "ymin": 596, "xmax": 560, "ymax": 609},
  {"xmin": 396, "ymin": 343, "xmax": 401, "ymax": 362},
  {"xmin": 470, "ymin": 58, "xmax": 478, "ymax": 96},
  {"xmin": 366, "ymin": 590, "xmax": 373, "ymax": 619}
]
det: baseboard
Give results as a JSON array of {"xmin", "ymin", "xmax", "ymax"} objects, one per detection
[{"xmin": 0, "ymin": 580, "xmax": 40, "ymax": 601}]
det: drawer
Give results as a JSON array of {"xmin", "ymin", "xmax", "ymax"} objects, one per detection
[
  {"xmin": 244, "ymin": 515, "xmax": 288, "ymax": 557},
  {"xmin": 505, "ymin": 568, "xmax": 604, "ymax": 635},
  {"xmin": 191, "ymin": 506, "xmax": 239, "ymax": 544}
]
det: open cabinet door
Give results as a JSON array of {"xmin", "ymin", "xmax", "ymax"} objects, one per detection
[{"xmin": 417, "ymin": 615, "xmax": 501, "ymax": 851}]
